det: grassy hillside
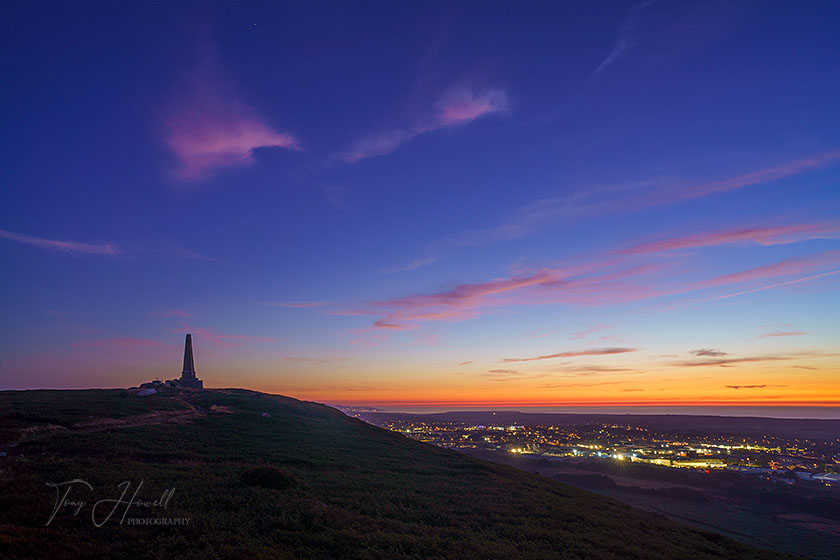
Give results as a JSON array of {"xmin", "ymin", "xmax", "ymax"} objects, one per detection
[{"xmin": 0, "ymin": 389, "xmax": 795, "ymax": 559}]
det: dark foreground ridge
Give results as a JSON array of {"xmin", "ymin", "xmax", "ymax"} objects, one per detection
[{"xmin": 0, "ymin": 389, "xmax": 794, "ymax": 559}]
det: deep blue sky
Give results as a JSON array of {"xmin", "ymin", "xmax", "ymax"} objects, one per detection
[{"xmin": 1, "ymin": 1, "xmax": 839, "ymax": 408}]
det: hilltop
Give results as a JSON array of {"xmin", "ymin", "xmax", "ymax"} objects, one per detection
[{"xmin": 0, "ymin": 388, "xmax": 794, "ymax": 560}]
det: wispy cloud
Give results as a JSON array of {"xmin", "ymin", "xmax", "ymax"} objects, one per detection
[
  {"xmin": 381, "ymin": 269, "xmax": 558, "ymax": 308},
  {"xmin": 672, "ymin": 356, "xmax": 790, "ymax": 368},
  {"xmin": 373, "ymin": 319, "xmax": 414, "ymax": 330},
  {"xmin": 591, "ymin": 0, "xmax": 657, "ymax": 80},
  {"xmin": 163, "ymin": 62, "xmax": 300, "ymax": 180},
  {"xmin": 726, "ymin": 384, "xmax": 787, "ymax": 390},
  {"xmin": 760, "ymin": 331, "xmax": 807, "ymax": 338},
  {"xmin": 384, "ymin": 256, "xmax": 439, "ymax": 273},
  {"xmin": 483, "ymin": 369, "xmax": 551, "ymax": 382},
  {"xmin": 617, "ymin": 222, "xmax": 840, "ymax": 255},
  {"xmin": 0, "ymin": 229, "xmax": 119, "ymax": 256},
  {"xmin": 342, "ymin": 87, "xmax": 507, "ymax": 162},
  {"xmin": 537, "ymin": 380, "xmax": 629, "ymax": 389},
  {"xmin": 166, "ymin": 246, "xmax": 216, "ymax": 262},
  {"xmin": 356, "ymin": 231, "xmax": 838, "ymax": 331},
  {"xmin": 675, "ymin": 148, "xmax": 840, "ymax": 202},
  {"xmin": 148, "ymin": 310, "xmax": 191, "ymax": 318},
  {"xmin": 273, "ymin": 301, "xmax": 328, "ymax": 309},
  {"xmin": 364, "ymin": 261, "xmax": 666, "ymax": 329},
  {"xmin": 663, "ymin": 251, "xmax": 840, "ymax": 309},
  {"xmin": 369, "ymin": 268, "xmax": 559, "ymax": 329},
  {"xmin": 503, "ymin": 347, "xmax": 636, "ymax": 363},
  {"xmin": 668, "ymin": 269, "xmax": 840, "ymax": 310},
  {"xmin": 444, "ymin": 180, "xmax": 661, "ymax": 246},
  {"xmin": 76, "ymin": 337, "xmax": 165, "ymax": 349},
  {"xmin": 434, "ymin": 88, "xmax": 509, "ymax": 126},
  {"xmin": 458, "ymin": 361, "xmax": 474, "ymax": 366},
  {"xmin": 447, "ymin": 149, "xmax": 840, "ymax": 248},
  {"xmin": 551, "ymin": 365, "xmax": 640, "ymax": 376},
  {"xmin": 570, "ymin": 324, "xmax": 609, "ymax": 340},
  {"xmin": 690, "ymin": 348, "xmax": 728, "ymax": 357}
]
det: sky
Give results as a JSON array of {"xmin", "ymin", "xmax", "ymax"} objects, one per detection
[{"xmin": 1, "ymin": 1, "xmax": 839, "ymax": 412}]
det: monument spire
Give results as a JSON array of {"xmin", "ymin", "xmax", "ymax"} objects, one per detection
[
  {"xmin": 182, "ymin": 333, "xmax": 196, "ymax": 377},
  {"xmin": 178, "ymin": 333, "xmax": 203, "ymax": 389}
]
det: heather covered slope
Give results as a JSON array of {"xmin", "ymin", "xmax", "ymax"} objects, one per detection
[{"xmin": 0, "ymin": 389, "xmax": 794, "ymax": 560}]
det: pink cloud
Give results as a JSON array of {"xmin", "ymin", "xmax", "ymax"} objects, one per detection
[
  {"xmin": 669, "ymin": 270, "xmax": 840, "ymax": 310},
  {"xmin": 0, "ymin": 229, "xmax": 119, "ymax": 256},
  {"xmin": 502, "ymin": 347, "xmax": 637, "ymax": 363},
  {"xmin": 373, "ymin": 320, "xmax": 412, "ymax": 330},
  {"xmin": 342, "ymin": 87, "xmax": 507, "ymax": 162},
  {"xmin": 678, "ymin": 148, "xmax": 840, "ymax": 201},
  {"xmin": 354, "ymin": 246, "xmax": 837, "ymax": 331},
  {"xmin": 702, "ymin": 251, "xmax": 840, "ymax": 288},
  {"xmin": 163, "ymin": 66, "xmax": 299, "ymax": 180},
  {"xmin": 617, "ymin": 222, "xmax": 840, "ymax": 255},
  {"xmin": 380, "ymin": 269, "xmax": 559, "ymax": 309},
  {"xmin": 369, "ymin": 269, "xmax": 560, "ymax": 328},
  {"xmin": 433, "ymin": 88, "xmax": 508, "ymax": 126},
  {"xmin": 364, "ymin": 261, "xmax": 665, "ymax": 329}
]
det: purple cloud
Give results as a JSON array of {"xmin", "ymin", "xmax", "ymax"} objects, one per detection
[
  {"xmin": 342, "ymin": 87, "xmax": 507, "ymax": 162},
  {"xmin": 163, "ymin": 65, "xmax": 300, "ymax": 180},
  {"xmin": 433, "ymin": 88, "xmax": 509, "ymax": 126}
]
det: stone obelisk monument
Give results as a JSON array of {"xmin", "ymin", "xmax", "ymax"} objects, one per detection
[{"xmin": 179, "ymin": 333, "xmax": 203, "ymax": 389}]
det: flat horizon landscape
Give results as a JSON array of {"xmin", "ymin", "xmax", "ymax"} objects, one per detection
[{"xmin": 335, "ymin": 405, "xmax": 840, "ymax": 419}]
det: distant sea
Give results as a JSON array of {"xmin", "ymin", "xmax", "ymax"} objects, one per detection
[{"xmin": 378, "ymin": 406, "xmax": 840, "ymax": 419}]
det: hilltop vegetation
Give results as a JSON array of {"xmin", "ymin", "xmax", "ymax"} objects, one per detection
[{"xmin": 0, "ymin": 389, "xmax": 794, "ymax": 559}]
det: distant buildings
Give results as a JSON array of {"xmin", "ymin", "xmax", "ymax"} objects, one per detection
[{"xmin": 364, "ymin": 415, "xmax": 839, "ymax": 480}]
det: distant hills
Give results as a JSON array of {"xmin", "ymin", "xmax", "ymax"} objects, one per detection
[
  {"xmin": 363, "ymin": 410, "xmax": 840, "ymax": 440},
  {"xmin": 0, "ymin": 388, "xmax": 793, "ymax": 559}
]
